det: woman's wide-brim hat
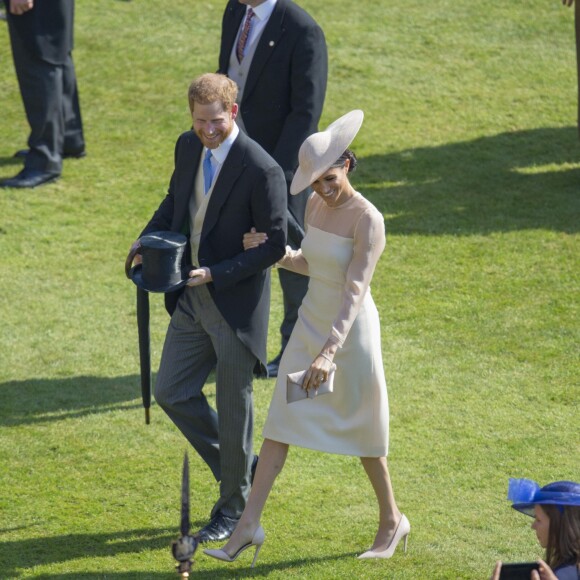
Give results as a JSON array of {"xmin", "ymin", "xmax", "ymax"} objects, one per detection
[
  {"xmin": 290, "ymin": 109, "xmax": 364, "ymax": 195},
  {"xmin": 508, "ymin": 478, "xmax": 580, "ymax": 517},
  {"xmin": 126, "ymin": 231, "xmax": 190, "ymax": 293}
]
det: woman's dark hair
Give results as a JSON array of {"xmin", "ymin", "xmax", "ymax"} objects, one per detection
[
  {"xmin": 543, "ymin": 504, "xmax": 580, "ymax": 570},
  {"xmin": 330, "ymin": 149, "xmax": 358, "ymax": 173}
]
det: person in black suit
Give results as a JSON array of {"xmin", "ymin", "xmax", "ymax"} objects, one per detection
[
  {"xmin": 218, "ymin": 0, "xmax": 327, "ymax": 376},
  {"xmin": 127, "ymin": 73, "xmax": 287, "ymax": 543},
  {"xmin": 1, "ymin": 0, "xmax": 85, "ymax": 189},
  {"xmin": 563, "ymin": 0, "xmax": 580, "ymax": 138}
]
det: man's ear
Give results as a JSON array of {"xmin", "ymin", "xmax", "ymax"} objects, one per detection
[{"xmin": 231, "ymin": 102, "xmax": 239, "ymax": 120}]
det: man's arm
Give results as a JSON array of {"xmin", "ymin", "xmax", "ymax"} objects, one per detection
[
  {"xmin": 270, "ymin": 23, "xmax": 328, "ymax": 179},
  {"xmin": 209, "ymin": 164, "xmax": 287, "ymax": 291}
]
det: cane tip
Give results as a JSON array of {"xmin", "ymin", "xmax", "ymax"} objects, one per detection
[{"xmin": 145, "ymin": 407, "xmax": 150, "ymax": 424}]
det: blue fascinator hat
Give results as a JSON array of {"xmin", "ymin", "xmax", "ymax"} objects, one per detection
[{"xmin": 508, "ymin": 478, "xmax": 580, "ymax": 517}]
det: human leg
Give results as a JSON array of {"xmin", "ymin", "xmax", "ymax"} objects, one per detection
[
  {"xmin": 359, "ymin": 456, "xmax": 409, "ymax": 555},
  {"xmin": 205, "ymin": 438, "xmax": 288, "ymax": 559},
  {"xmin": 209, "ymin": 310, "xmax": 257, "ymax": 520},
  {"xmin": 154, "ymin": 288, "xmax": 221, "ymax": 479},
  {"xmin": 7, "ymin": 21, "xmax": 63, "ymax": 175},
  {"xmin": 61, "ymin": 52, "xmax": 85, "ymax": 154}
]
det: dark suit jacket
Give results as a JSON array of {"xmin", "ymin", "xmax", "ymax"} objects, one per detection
[
  {"xmin": 218, "ymin": 0, "xmax": 327, "ymax": 243},
  {"xmin": 3, "ymin": 0, "xmax": 74, "ymax": 65},
  {"xmin": 140, "ymin": 129, "xmax": 287, "ymax": 366}
]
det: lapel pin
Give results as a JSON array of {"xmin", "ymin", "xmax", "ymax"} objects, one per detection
[{"xmin": 269, "ymin": 40, "xmax": 274, "ymax": 47}]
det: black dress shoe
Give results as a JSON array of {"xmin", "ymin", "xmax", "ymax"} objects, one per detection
[
  {"xmin": 195, "ymin": 512, "xmax": 239, "ymax": 543},
  {"xmin": 266, "ymin": 352, "xmax": 283, "ymax": 378},
  {"xmin": 0, "ymin": 168, "xmax": 59, "ymax": 189},
  {"xmin": 14, "ymin": 148, "xmax": 86, "ymax": 160}
]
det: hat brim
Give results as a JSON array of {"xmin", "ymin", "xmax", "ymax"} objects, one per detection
[
  {"xmin": 290, "ymin": 110, "xmax": 364, "ymax": 195},
  {"xmin": 129, "ymin": 264, "xmax": 189, "ymax": 293},
  {"xmin": 511, "ymin": 503, "xmax": 535, "ymax": 517}
]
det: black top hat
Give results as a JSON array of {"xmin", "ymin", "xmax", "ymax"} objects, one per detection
[{"xmin": 126, "ymin": 231, "xmax": 190, "ymax": 293}]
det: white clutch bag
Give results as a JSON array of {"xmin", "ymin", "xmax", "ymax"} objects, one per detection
[{"xmin": 286, "ymin": 364, "xmax": 336, "ymax": 404}]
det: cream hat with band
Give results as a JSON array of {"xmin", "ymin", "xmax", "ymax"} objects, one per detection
[{"xmin": 290, "ymin": 109, "xmax": 364, "ymax": 195}]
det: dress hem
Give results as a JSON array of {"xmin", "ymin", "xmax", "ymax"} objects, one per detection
[{"xmin": 262, "ymin": 430, "xmax": 388, "ymax": 458}]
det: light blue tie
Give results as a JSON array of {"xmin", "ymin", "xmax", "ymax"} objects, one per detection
[{"xmin": 203, "ymin": 149, "xmax": 214, "ymax": 194}]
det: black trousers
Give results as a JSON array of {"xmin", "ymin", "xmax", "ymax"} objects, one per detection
[{"xmin": 8, "ymin": 20, "xmax": 84, "ymax": 174}]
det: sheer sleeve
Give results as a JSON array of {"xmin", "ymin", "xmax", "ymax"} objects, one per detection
[
  {"xmin": 276, "ymin": 195, "xmax": 313, "ymax": 276},
  {"xmin": 277, "ymin": 247, "xmax": 309, "ymax": 275},
  {"xmin": 328, "ymin": 207, "xmax": 386, "ymax": 347}
]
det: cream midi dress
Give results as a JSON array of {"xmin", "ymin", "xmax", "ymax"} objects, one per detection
[{"xmin": 262, "ymin": 191, "xmax": 389, "ymax": 457}]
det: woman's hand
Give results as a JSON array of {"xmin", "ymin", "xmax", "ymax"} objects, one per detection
[
  {"xmin": 301, "ymin": 353, "xmax": 335, "ymax": 392},
  {"xmin": 490, "ymin": 560, "xmax": 558, "ymax": 580},
  {"xmin": 532, "ymin": 560, "xmax": 558, "ymax": 580},
  {"xmin": 490, "ymin": 561, "xmax": 502, "ymax": 580},
  {"xmin": 243, "ymin": 227, "xmax": 268, "ymax": 250}
]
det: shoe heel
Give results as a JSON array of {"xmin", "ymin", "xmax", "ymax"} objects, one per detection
[
  {"xmin": 250, "ymin": 544, "xmax": 262, "ymax": 568},
  {"xmin": 403, "ymin": 533, "xmax": 409, "ymax": 553}
]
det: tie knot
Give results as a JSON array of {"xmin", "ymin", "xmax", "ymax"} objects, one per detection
[
  {"xmin": 205, "ymin": 149, "xmax": 212, "ymax": 162},
  {"xmin": 247, "ymin": 7, "xmax": 254, "ymax": 19}
]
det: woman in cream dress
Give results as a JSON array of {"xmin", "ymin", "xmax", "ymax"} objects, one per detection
[{"xmin": 205, "ymin": 110, "xmax": 410, "ymax": 566}]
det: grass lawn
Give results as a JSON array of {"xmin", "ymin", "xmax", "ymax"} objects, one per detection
[{"xmin": 0, "ymin": 0, "xmax": 578, "ymax": 578}]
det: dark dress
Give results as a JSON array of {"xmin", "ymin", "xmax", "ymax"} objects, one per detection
[{"xmin": 554, "ymin": 562, "xmax": 580, "ymax": 580}]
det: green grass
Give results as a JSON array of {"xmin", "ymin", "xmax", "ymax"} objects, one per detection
[{"xmin": 0, "ymin": 0, "xmax": 578, "ymax": 577}]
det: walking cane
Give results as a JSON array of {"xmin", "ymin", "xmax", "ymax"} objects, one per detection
[
  {"xmin": 172, "ymin": 452, "xmax": 198, "ymax": 576},
  {"xmin": 136, "ymin": 286, "xmax": 152, "ymax": 424},
  {"xmin": 126, "ymin": 244, "xmax": 152, "ymax": 424}
]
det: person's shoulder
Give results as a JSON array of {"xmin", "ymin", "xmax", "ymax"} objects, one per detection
[
  {"xmin": 175, "ymin": 130, "xmax": 200, "ymax": 149},
  {"xmin": 280, "ymin": 0, "xmax": 322, "ymax": 29},
  {"xmin": 354, "ymin": 192, "xmax": 384, "ymax": 221},
  {"xmin": 237, "ymin": 132, "xmax": 282, "ymax": 171},
  {"xmin": 553, "ymin": 562, "xmax": 580, "ymax": 580},
  {"xmin": 223, "ymin": 0, "xmax": 244, "ymax": 19}
]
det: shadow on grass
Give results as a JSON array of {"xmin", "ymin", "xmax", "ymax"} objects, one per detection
[
  {"xmin": 356, "ymin": 126, "xmax": 580, "ymax": 235},
  {"xmin": 0, "ymin": 374, "xmax": 148, "ymax": 427},
  {"xmin": 0, "ymin": 155, "xmax": 21, "ymax": 168},
  {"xmin": 21, "ymin": 549, "xmax": 359, "ymax": 579},
  {"xmin": 0, "ymin": 527, "xmax": 175, "ymax": 578}
]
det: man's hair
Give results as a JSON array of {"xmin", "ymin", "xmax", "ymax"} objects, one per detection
[{"xmin": 188, "ymin": 73, "xmax": 238, "ymax": 112}]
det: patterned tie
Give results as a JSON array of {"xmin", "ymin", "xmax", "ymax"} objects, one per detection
[
  {"xmin": 203, "ymin": 149, "xmax": 214, "ymax": 194},
  {"xmin": 236, "ymin": 8, "xmax": 255, "ymax": 63}
]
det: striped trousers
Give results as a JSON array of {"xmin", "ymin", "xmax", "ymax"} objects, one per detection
[{"xmin": 154, "ymin": 284, "xmax": 257, "ymax": 519}]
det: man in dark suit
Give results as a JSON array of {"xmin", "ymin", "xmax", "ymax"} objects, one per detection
[
  {"xmin": 1, "ymin": 0, "xmax": 85, "ymax": 189},
  {"xmin": 218, "ymin": 0, "xmax": 327, "ymax": 376},
  {"xmin": 563, "ymin": 0, "xmax": 580, "ymax": 138},
  {"xmin": 127, "ymin": 73, "xmax": 287, "ymax": 543}
]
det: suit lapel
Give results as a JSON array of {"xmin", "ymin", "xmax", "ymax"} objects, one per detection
[
  {"xmin": 220, "ymin": 2, "xmax": 246, "ymax": 72},
  {"xmin": 174, "ymin": 134, "xmax": 202, "ymax": 234},
  {"xmin": 201, "ymin": 132, "xmax": 247, "ymax": 241},
  {"xmin": 243, "ymin": 0, "xmax": 288, "ymax": 103}
]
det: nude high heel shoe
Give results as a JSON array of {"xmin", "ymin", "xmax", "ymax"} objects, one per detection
[
  {"xmin": 203, "ymin": 525, "xmax": 265, "ymax": 568},
  {"xmin": 357, "ymin": 514, "xmax": 410, "ymax": 559}
]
